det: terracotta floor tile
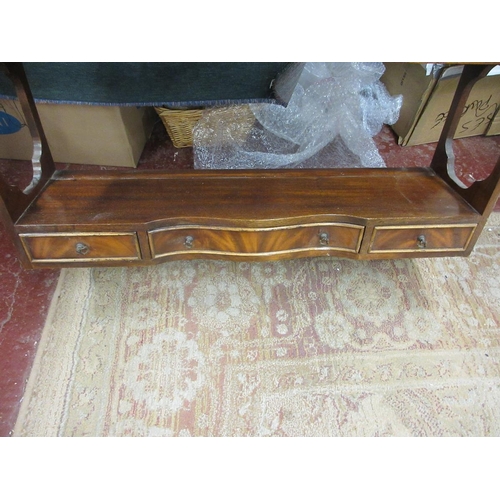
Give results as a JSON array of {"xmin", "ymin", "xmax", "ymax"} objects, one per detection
[{"xmin": 0, "ymin": 218, "xmax": 58, "ymax": 436}]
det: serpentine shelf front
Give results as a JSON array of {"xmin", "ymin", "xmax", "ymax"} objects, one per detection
[{"xmin": 13, "ymin": 167, "xmax": 482, "ymax": 267}]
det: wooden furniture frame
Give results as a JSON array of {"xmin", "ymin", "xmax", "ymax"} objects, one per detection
[{"xmin": 1, "ymin": 63, "xmax": 499, "ymax": 269}]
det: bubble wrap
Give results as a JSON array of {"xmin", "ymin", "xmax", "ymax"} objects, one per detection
[{"xmin": 193, "ymin": 62, "xmax": 402, "ymax": 170}]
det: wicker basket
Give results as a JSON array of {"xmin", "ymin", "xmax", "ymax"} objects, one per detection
[
  {"xmin": 155, "ymin": 107, "xmax": 204, "ymax": 148},
  {"xmin": 155, "ymin": 105, "xmax": 256, "ymax": 149}
]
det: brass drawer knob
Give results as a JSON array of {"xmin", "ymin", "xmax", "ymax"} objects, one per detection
[
  {"xmin": 319, "ymin": 232, "xmax": 329, "ymax": 246},
  {"xmin": 75, "ymin": 242, "xmax": 90, "ymax": 255},
  {"xmin": 417, "ymin": 234, "xmax": 427, "ymax": 249},
  {"xmin": 184, "ymin": 236, "xmax": 194, "ymax": 248}
]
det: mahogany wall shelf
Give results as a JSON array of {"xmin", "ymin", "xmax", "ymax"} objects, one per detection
[{"xmin": 1, "ymin": 63, "xmax": 499, "ymax": 269}]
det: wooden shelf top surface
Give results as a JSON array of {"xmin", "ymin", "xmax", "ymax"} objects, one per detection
[{"xmin": 17, "ymin": 167, "xmax": 480, "ymax": 229}]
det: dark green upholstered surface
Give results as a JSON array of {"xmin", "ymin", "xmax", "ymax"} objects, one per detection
[{"xmin": 0, "ymin": 63, "xmax": 301, "ymax": 107}]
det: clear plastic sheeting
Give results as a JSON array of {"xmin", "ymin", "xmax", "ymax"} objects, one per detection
[{"xmin": 193, "ymin": 62, "xmax": 403, "ymax": 170}]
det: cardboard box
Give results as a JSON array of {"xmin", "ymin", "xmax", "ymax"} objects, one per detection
[
  {"xmin": 485, "ymin": 105, "xmax": 500, "ymax": 136},
  {"xmin": 0, "ymin": 100, "xmax": 156, "ymax": 167},
  {"xmin": 381, "ymin": 63, "xmax": 500, "ymax": 146}
]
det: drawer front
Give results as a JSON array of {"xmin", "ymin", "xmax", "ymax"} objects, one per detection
[
  {"xmin": 368, "ymin": 224, "xmax": 477, "ymax": 254},
  {"xmin": 149, "ymin": 223, "xmax": 364, "ymax": 258},
  {"xmin": 20, "ymin": 232, "xmax": 141, "ymax": 263}
]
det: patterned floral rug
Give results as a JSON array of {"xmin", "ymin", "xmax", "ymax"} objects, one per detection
[{"xmin": 14, "ymin": 214, "xmax": 500, "ymax": 436}]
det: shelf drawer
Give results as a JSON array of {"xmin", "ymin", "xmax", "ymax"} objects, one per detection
[
  {"xmin": 20, "ymin": 232, "xmax": 141, "ymax": 263},
  {"xmin": 368, "ymin": 224, "xmax": 477, "ymax": 254},
  {"xmin": 149, "ymin": 223, "xmax": 364, "ymax": 259}
]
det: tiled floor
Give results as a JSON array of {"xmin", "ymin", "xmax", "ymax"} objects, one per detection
[{"xmin": 0, "ymin": 119, "xmax": 499, "ymax": 437}]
